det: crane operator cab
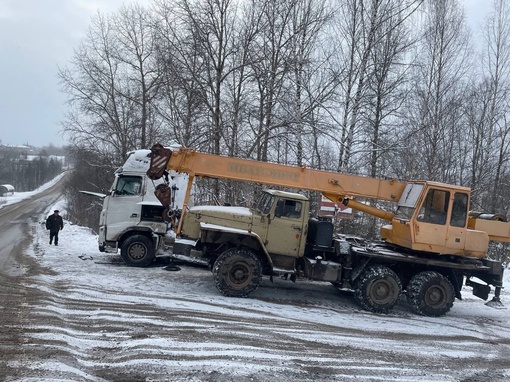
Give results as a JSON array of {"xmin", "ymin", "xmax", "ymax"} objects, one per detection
[{"xmin": 380, "ymin": 181, "xmax": 490, "ymax": 258}]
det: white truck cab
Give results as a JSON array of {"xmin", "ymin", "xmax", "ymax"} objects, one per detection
[{"xmin": 84, "ymin": 147, "xmax": 191, "ymax": 266}]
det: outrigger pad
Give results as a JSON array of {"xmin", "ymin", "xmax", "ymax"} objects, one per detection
[
  {"xmin": 147, "ymin": 143, "xmax": 172, "ymax": 180},
  {"xmin": 486, "ymin": 296, "xmax": 505, "ymax": 309}
]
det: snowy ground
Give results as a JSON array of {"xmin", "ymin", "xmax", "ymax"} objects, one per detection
[{"xmin": 1, "ymin": 179, "xmax": 510, "ymax": 381}]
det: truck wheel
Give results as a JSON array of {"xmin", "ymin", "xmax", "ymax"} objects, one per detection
[
  {"xmin": 354, "ymin": 266, "xmax": 401, "ymax": 314},
  {"xmin": 407, "ymin": 271, "xmax": 455, "ymax": 316},
  {"xmin": 120, "ymin": 235, "xmax": 156, "ymax": 267},
  {"xmin": 212, "ymin": 248, "xmax": 262, "ymax": 297}
]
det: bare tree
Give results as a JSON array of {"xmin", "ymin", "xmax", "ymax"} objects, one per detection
[
  {"xmin": 222, "ymin": 0, "xmax": 262, "ymax": 159},
  {"xmin": 113, "ymin": 4, "xmax": 163, "ymax": 149},
  {"xmin": 402, "ymin": 0, "xmax": 471, "ymax": 182},
  {"xmin": 58, "ymin": 0, "xmax": 510, "ymax": 242},
  {"xmin": 246, "ymin": 0, "xmax": 297, "ymax": 162},
  {"xmin": 173, "ymin": 0, "xmax": 239, "ymax": 156},
  {"xmin": 64, "ymin": 147, "xmax": 114, "ymax": 231},
  {"xmin": 59, "ymin": 7, "xmax": 158, "ymax": 161},
  {"xmin": 283, "ymin": 0, "xmax": 333, "ymax": 166},
  {"xmin": 60, "ymin": 12, "xmax": 130, "ymax": 161},
  {"xmin": 333, "ymin": 0, "xmax": 423, "ymax": 172},
  {"xmin": 364, "ymin": 0, "xmax": 418, "ymax": 178},
  {"xmin": 480, "ymin": 0, "xmax": 510, "ymax": 213},
  {"xmin": 152, "ymin": 0, "xmax": 210, "ymax": 148}
]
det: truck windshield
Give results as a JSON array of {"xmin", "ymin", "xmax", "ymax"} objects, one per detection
[
  {"xmin": 115, "ymin": 176, "xmax": 142, "ymax": 196},
  {"xmin": 394, "ymin": 184, "xmax": 424, "ymax": 220},
  {"xmin": 256, "ymin": 192, "xmax": 274, "ymax": 214}
]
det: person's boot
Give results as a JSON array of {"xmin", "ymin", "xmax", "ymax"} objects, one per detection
[{"xmin": 49, "ymin": 240, "xmax": 52, "ymax": 245}]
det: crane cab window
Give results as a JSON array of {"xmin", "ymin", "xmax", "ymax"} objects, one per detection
[
  {"xmin": 276, "ymin": 199, "xmax": 302, "ymax": 219},
  {"xmin": 451, "ymin": 193, "xmax": 468, "ymax": 227},
  {"xmin": 115, "ymin": 176, "xmax": 142, "ymax": 196},
  {"xmin": 417, "ymin": 189, "xmax": 449, "ymax": 225},
  {"xmin": 395, "ymin": 183, "xmax": 424, "ymax": 220}
]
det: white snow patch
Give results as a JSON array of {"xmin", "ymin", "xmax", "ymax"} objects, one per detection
[{"xmin": 5, "ymin": 174, "xmax": 510, "ymax": 381}]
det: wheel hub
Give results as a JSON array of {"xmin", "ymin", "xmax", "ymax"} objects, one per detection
[
  {"xmin": 425, "ymin": 286, "xmax": 445, "ymax": 306},
  {"xmin": 370, "ymin": 279, "xmax": 393, "ymax": 304},
  {"xmin": 228, "ymin": 263, "xmax": 251, "ymax": 287},
  {"xmin": 129, "ymin": 244, "xmax": 146, "ymax": 260},
  {"xmin": 233, "ymin": 269, "xmax": 246, "ymax": 281}
]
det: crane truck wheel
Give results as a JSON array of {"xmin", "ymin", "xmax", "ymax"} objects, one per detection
[
  {"xmin": 120, "ymin": 235, "xmax": 156, "ymax": 267},
  {"xmin": 407, "ymin": 271, "xmax": 455, "ymax": 316},
  {"xmin": 354, "ymin": 266, "xmax": 402, "ymax": 314},
  {"xmin": 212, "ymin": 248, "xmax": 262, "ymax": 298}
]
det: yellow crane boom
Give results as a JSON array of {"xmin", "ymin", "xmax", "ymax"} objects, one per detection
[{"xmin": 147, "ymin": 144, "xmax": 406, "ymax": 222}]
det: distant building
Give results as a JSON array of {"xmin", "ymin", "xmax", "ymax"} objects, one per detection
[
  {"xmin": 26, "ymin": 154, "xmax": 66, "ymax": 164},
  {"xmin": 0, "ymin": 144, "xmax": 37, "ymax": 158}
]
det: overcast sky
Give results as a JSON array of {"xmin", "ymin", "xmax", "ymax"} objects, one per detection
[
  {"xmin": 0, "ymin": 0, "xmax": 128, "ymax": 148},
  {"xmin": 0, "ymin": 0, "xmax": 492, "ymax": 148}
]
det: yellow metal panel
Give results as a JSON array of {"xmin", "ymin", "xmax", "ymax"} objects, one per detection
[{"xmin": 469, "ymin": 219, "xmax": 510, "ymax": 243}]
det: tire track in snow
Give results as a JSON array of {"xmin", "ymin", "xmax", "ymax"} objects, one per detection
[{"xmin": 0, "ymin": 202, "xmax": 509, "ymax": 381}]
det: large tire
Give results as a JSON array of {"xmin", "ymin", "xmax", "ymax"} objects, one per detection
[
  {"xmin": 120, "ymin": 235, "xmax": 156, "ymax": 267},
  {"xmin": 354, "ymin": 265, "xmax": 402, "ymax": 314},
  {"xmin": 407, "ymin": 271, "xmax": 455, "ymax": 316},
  {"xmin": 212, "ymin": 248, "xmax": 262, "ymax": 297}
]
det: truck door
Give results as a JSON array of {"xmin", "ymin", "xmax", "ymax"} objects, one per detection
[
  {"xmin": 103, "ymin": 175, "xmax": 144, "ymax": 239},
  {"xmin": 265, "ymin": 198, "xmax": 305, "ymax": 258},
  {"xmin": 446, "ymin": 192, "xmax": 468, "ymax": 251},
  {"xmin": 413, "ymin": 188, "xmax": 449, "ymax": 247}
]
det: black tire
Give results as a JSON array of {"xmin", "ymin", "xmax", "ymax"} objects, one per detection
[
  {"xmin": 212, "ymin": 248, "xmax": 262, "ymax": 297},
  {"xmin": 407, "ymin": 271, "xmax": 455, "ymax": 316},
  {"xmin": 120, "ymin": 235, "xmax": 156, "ymax": 267},
  {"xmin": 354, "ymin": 265, "xmax": 402, "ymax": 314}
]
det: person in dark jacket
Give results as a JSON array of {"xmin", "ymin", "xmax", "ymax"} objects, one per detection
[{"xmin": 46, "ymin": 210, "xmax": 64, "ymax": 246}]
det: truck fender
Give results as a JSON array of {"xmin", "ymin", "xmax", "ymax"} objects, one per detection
[
  {"xmin": 118, "ymin": 226, "xmax": 160, "ymax": 249},
  {"xmin": 199, "ymin": 222, "xmax": 274, "ymax": 269}
]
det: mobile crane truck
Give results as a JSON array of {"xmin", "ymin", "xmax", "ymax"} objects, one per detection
[{"xmin": 145, "ymin": 143, "xmax": 506, "ymax": 316}]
